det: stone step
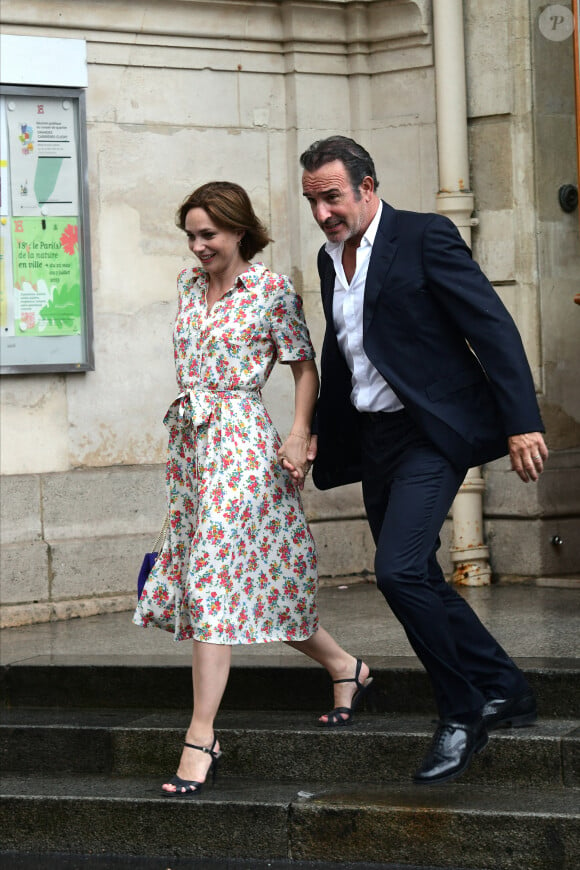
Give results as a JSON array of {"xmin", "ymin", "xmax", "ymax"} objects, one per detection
[
  {"xmin": 2, "ymin": 656, "xmax": 580, "ymax": 716},
  {"xmin": 0, "ymin": 858, "xmax": 462, "ymax": 870},
  {"xmin": 2, "ymin": 657, "xmax": 579, "ymax": 869},
  {"xmin": 1, "ymin": 708, "xmax": 579, "ymax": 789},
  {"xmin": 0, "ymin": 774, "xmax": 578, "ymax": 870}
]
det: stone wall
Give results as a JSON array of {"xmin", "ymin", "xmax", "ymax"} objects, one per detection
[
  {"xmin": 1, "ymin": 465, "xmax": 392, "ymax": 627},
  {"xmin": 1, "ymin": 0, "xmax": 578, "ymax": 627},
  {"xmin": 464, "ymin": 0, "xmax": 580, "ymax": 582}
]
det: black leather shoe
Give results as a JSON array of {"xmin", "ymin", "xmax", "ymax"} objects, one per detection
[
  {"xmin": 413, "ymin": 718, "xmax": 488, "ymax": 785},
  {"xmin": 482, "ymin": 691, "xmax": 537, "ymax": 730}
]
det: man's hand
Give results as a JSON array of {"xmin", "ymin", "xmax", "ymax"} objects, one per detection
[
  {"xmin": 508, "ymin": 432, "xmax": 549, "ymax": 483},
  {"xmin": 306, "ymin": 433, "xmax": 318, "ymax": 472}
]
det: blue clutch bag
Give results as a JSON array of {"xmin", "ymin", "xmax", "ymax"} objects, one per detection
[{"xmin": 137, "ymin": 516, "xmax": 169, "ymax": 599}]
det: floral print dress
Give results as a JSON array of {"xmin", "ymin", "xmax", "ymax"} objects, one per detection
[{"xmin": 133, "ymin": 263, "xmax": 319, "ymax": 643}]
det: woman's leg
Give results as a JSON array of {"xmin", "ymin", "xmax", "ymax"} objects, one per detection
[
  {"xmin": 162, "ymin": 640, "xmax": 231, "ymax": 792},
  {"xmin": 287, "ymin": 626, "xmax": 371, "ymax": 722}
]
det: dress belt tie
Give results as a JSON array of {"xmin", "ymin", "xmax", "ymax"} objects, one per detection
[
  {"xmin": 170, "ymin": 388, "xmax": 262, "ymax": 430},
  {"xmin": 164, "ymin": 389, "xmax": 263, "ymax": 536}
]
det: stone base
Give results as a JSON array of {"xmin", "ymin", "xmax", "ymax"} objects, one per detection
[
  {"xmin": 533, "ymin": 575, "xmax": 580, "ymax": 589},
  {"xmin": 0, "ymin": 594, "xmax": 135, "ymax": 629},
  {"xmin": 0, "ymin": 578, "xmax": 379, "ymax": 629},
  {"xmin": 1, "ymin": 456, "xmax": 578, "ymax": 627}
]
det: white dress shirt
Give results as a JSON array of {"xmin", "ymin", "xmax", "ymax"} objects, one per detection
[{"xmin": 326, "ymin": 202, "xmax": 404, "ymax": 413}]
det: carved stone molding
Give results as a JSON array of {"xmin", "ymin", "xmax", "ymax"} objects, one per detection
[{"xmin": 1, "ymin": 0, "xmax": 432, "ymax": 74}]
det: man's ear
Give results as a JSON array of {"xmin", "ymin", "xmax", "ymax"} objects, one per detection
[{"xmin": 360, "ymin": 175, "xmax": 375, "ymax": 200}]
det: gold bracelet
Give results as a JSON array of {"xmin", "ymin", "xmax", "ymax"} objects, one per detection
[{"xmin": 288, "ymin": 432, "xmax": 310, "ymax": 441}]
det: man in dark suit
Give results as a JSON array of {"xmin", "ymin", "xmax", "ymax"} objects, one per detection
[{"xmin": 299, "ymin": 135, "xmax": 549, "ymax": 785}]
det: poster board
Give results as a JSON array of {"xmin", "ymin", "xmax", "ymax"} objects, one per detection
[{"xmin": 0, "ymin": 84, "xmax": 94, "ymax": 373}]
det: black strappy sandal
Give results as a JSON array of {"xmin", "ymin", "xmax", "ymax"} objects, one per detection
[
  {"xmin": 318, "ymin": 658, "xmax": 373, "ymax": 727},
  {"xmin": 162, "ymin": 736, "xmax": 222, "ymax": 797}
]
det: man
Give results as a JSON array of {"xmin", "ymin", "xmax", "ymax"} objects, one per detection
[{"xmin": 300, "ymin": 135, "xmax": 548, "ymax": 785}]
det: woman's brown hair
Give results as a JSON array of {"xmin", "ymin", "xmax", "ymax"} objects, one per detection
[{"xmin": 176, "ymin": 181, "xmax": 272, "ymax": 260}]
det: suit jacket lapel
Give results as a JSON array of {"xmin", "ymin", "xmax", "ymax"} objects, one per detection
[
  {"xmin": 363, "ymin": 202, "xmax": 398, "ymax": 334},
  {"xmin": 319, "ymin": 250, "xmax": 336, "ymax": 323},
  {"xmin": 319, "ymin": 202, "xmax": 398, "ymax": 331}
]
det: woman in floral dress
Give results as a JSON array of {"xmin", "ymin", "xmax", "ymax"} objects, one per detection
[{"xmin": 134, "ymin": 182, "xmax": 372, "ymax": 796}]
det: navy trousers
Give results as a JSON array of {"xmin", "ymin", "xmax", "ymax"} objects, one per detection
[{"xmin": 360, "ymin": 409, "xmax": 529, "ymax": 721}]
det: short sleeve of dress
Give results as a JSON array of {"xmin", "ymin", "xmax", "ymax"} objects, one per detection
[
  {"xmin": 265, "ymin": 274, "xmax": 316, "ymax": 363},
  {"xmin": 176, "ymin": 265, "xmax": 203, "ymax": 314}
]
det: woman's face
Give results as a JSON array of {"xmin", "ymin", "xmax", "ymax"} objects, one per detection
[{"xmin": 184, "ymin": 208, "xmax": 244, "ymax": 274}]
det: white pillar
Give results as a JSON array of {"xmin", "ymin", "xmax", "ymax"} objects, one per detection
[{"xmin": 432, "ymin": 0, "xmax": 491, "ymax": 586}]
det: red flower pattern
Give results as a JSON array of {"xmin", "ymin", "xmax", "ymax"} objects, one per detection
[{"xmin": 134, "ymin": 264, "xmax": 318, "ymax": 643}]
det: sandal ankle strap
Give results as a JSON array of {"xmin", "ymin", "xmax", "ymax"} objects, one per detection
[
  {"xmin": 332, "ymin": 657, "xmax": 364, "ymax": 690},
  {"xmin": 184, "ymin": 736, "xmax": 220, "ymax": 760}
]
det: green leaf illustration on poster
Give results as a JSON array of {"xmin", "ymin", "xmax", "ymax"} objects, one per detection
[
  {"xmin": 11, "ymin": 217, "xmax": 82, "ymax": 336},
  {"xmin": 39, "ymin": 281, "xmax": 81, "ymax": 329}
]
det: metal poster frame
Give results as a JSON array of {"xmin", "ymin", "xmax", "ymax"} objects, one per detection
[
  {"xmin": 0, "ymin": 84, "xmax": 94, "ymax": 374},
  {"xmin": 574, "ymin": 0, "xmax": 580, "ymax": 234}
]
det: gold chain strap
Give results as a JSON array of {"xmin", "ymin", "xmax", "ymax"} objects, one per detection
[{"xmin": 152, "ymin": 514, "xmax": 169, "ymax": 552}]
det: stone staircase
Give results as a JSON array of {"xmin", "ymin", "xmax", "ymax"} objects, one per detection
[{"xmin": 1, "ymin": 657, "xmax": 579, "ymax": 869}]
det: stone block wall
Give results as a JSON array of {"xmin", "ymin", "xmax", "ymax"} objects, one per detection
[
  {"xmin": 1, "ymin": 465, "xmax": 400, "ymax": 628},
  {"xmin": 483, "ymin": 449, "xmax": 580, "ymax": 581},
  {"xmin": 1, "ymin": 0, "xmax": 578, "ymax": 626}
]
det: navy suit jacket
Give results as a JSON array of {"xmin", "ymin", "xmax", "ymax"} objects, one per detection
[{"xmin": 312, "ymin": 201, "xmax": 544, "ymax": 490}]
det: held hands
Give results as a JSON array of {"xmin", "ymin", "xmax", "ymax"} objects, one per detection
[
  {"xmin": 508, "ymin": 432, "xmax": 549, "ymax": 483},
  {"xmin": 278, "ymin": 433, "xmax": 318, "ymax": 490}
]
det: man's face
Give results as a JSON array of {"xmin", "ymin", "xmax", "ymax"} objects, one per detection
[{"xmin": 302, "ymin": 159, "xmax": 375, "ymax": 247}]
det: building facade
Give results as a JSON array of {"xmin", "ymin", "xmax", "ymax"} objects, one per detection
[{"xmin": 1, "ymin": 0, "xmax": 578, "ymax": 627}]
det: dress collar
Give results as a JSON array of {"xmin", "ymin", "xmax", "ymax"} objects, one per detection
[{"xmin": 194, "ymin": 261, "xmax": 265, "ymax": 292}]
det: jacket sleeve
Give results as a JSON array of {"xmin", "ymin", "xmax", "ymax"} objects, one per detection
[{"xmin": 421, "ymin": 215, "xmax": 544, "ymax": 436}]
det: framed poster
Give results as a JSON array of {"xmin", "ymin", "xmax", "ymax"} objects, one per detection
[
  {"xmin": 575, "ymin": 0, "xmax": 580, "ymax": 225},
  {"xmin": 0, "ymin": 84, "xmax": 94, "ymax": 373}
]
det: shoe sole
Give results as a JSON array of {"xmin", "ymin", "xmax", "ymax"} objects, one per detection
[
  {"xmin": 412, "ymin": 732, "xmax": 489, "ymax": 786},
  {"xmin": 485, "ymin": 710, "xmax": 538, "ymax": 731}
]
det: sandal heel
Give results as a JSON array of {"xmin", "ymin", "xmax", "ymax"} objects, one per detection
[
  {"xmin": 362, "ymin": 680, "xmax": 378, "ymax": 713},
  {"xmin": 211, "ymin": 748, "xmax": 222, "ymax": 785}
]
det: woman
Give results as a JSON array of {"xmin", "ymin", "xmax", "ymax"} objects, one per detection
[{"xmin": 133, "ymin": 182, "xmax": 372, "ymax": 797}]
